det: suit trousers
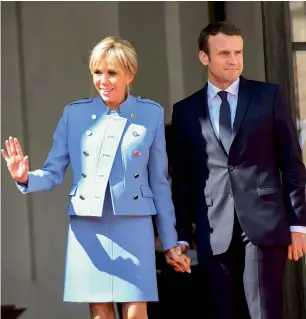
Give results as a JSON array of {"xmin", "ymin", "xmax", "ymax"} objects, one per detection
[
  {"xmin": 199, "ymin": 214, "xmax": 287, "ymax": 319},
  {"xmin": 147, "ymin": 265, "xmax": 213, "ymax": 319}
]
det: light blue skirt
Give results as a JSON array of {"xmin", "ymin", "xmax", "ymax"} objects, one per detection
[{"xmin": 63, "ymin": 187, "xmax": 158, "ymax": 303}]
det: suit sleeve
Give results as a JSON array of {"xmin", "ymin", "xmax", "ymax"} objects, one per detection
[
  {"xmin": 17, "ymin": 106, "xmax": 70, "ymax": 194},
  {"xmin": 273, "ymin": 85, "xmax": 306, "ymax": 226},
  {"xmin": 148, "ymin": 107, "xmax": 177, "ymax": 251},
  {"xmin": 171, "ymin": 104, "xmax": 193, "ymax": 242}
]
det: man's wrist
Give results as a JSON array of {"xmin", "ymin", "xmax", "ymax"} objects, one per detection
[
  {"xmin": 177, "ymin": 241, "xmax": 189, "ymax": 247},
  {"xmin": 290, "ymin": 226, "xmax": 306, "ymax": 234}
]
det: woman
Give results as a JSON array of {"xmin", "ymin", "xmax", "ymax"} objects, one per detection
[{"xmin": 2, "ymin": 36, "xmax": 190, "ymax": 319}]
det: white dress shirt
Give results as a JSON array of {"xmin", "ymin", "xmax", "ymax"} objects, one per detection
[{"xmin": 178, "ymin": 78, "xmax": 306, "ymax": 248}]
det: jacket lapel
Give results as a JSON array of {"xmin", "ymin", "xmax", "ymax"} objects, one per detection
[
  {"xmin": 232, "ymin": 77, "xmax": 251, "ymax": 144},
  {"xmin": 197, "ymin": 85, "xmax": 227, "ymax": 156}
]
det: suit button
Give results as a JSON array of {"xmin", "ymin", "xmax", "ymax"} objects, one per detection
[
  {"xmin": 81, "ymin": 173, "xmax": 87, "ymax": 178},
  {"xmin": 134, "ymin": 173, "xmax": 139, "ymax": 178},
  {"xmin": 83, "ymin": 151, "xmax": 89, "ymax": 156},
  {"xmin": 228, "ymin": 165, "xmax": 234, "ymax": 171},
  {"xmin": 79, "ymin": 195, "xmax": 85, "ymax": 200},
  {"xmin": 133, "ymin": 195, "xmax": 139, "ymax": 200},
  {"xmin": 209, "ymin": 227, "xmax": 214, "ymax": 234},
  {"xmin": 229, "ymin": 192, "xmax": 233, "ymax": 197}
]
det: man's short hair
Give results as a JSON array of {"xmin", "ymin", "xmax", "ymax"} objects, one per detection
[{"xmin": 198, "ymin": 22, "xmax": 242, "ymax": 56}]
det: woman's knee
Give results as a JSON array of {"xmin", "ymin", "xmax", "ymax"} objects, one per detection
[
  {"xmin": 122, "ymin": 302, "xmax": 148, "ymax": 319},
  {"xmin": 89, "ymin": 302, "xmax": 116, "ymax": 319}
]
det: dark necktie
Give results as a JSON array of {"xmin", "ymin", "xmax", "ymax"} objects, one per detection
[{"xmin": 218, "ymin": 91, "xmax": 232, "ymax": 154}]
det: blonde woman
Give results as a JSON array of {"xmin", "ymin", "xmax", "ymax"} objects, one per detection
[{"xmin": 2, "ymin": 37, "xmax": 190, "ymax": 319}]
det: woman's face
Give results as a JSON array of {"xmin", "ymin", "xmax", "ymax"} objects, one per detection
[{"xmin": 93, "ymin": 59, "xmax": 133, "ymax": 109}]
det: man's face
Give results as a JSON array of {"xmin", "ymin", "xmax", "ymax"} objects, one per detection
[{"xmin": 200, "ymin": 33, "xmax": 243, "ymax": 87}]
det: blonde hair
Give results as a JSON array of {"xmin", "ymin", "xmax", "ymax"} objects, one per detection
[{"xmin": 89, "ymin": 36, "xmax": 137, "ymax": 78}]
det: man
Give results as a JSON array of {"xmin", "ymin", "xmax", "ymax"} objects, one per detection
[{"xmin": 171, "ymin": 22, "xmax": 306, "ymax": 319}]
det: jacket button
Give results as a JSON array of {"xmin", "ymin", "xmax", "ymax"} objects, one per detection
[
  {"xmin": 228, "ymin": 165, "xmax": 234, "ymax": 171},
  {"xmin": 134, "ymin": 151, "xmax": 140, "ymax": 157},
  {"xmin": 79, "ymin": 195, "xmax": 85, "ymax": 200},
  {"xmin": 81, "ymin": 173, "xmax": 87, "ymax": 178},
  {"xmin": 83, "ymin": 151, "xmax": 89, "ymax": 156},
  {"xmin": 133, "ymin": 131, "xmax": 140, "ymax": 137},
  {"xmin": 133, "ymin": 195, "xmax": 139, "ymax": 200},
  {"xmin": 134, "ymin": 173, "xmax": 139, "ymax": 178}
]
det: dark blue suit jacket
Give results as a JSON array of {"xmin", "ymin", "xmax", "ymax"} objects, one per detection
[{"xmin": 171, "ymin": 77, "xmax": 306, "ymax": 257}]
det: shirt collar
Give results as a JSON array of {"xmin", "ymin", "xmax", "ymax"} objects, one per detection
[{"xmin": 207, "ymin": 77, "xmax": 240, "ymax": 103}]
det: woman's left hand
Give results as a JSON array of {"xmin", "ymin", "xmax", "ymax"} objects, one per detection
[{"xmin": 165, "ymin": 246, "xmax": 191, "ymax": 273}]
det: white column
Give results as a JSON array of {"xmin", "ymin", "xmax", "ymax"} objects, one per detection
[
  {"xmin": 226, "ymin": 1, "xmax": 266, "ymax": 81},
  {"xmin": 1, "ymin": 0, "xmax": 33, "ymax": 287},
  {"xmin": 164, "ymin": 1, "xmax": 185, "ymax": 123}
]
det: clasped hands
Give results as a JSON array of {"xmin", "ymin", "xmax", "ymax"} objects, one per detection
[
  {"xmin": 288, "ymin": 232, "xmax": 306, "ymax": 261},
  {"xmin": 164, "ymin": 244, "xmax": 191, "ymax": 273}
]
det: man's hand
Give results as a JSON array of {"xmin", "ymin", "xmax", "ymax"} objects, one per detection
[
  {"xmin": 165, "ymin": 246, "xmax": 191, "ymax": 273},
  {"xmin": 176, "ymin": 243, "xmax": 189, "ymax": 255},
  {"xmin": 288, "ymin": 232, "xmax": 306, "ymax": 261}
]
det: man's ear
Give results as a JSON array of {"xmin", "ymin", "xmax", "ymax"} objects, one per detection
[{"xmin": 199, "ymin": 50, "xmax": 209, "ymax": 66}]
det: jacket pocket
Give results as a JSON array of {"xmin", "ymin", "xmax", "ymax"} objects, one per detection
[
  {"xmin": 257, "ymin": 186, "xmax": 281, "ymax": 196},
  {"xmin": 140, "ymin": 185, "xmax": 154, "ymax": 198},
  {"xmin": 69, "ymin": 184, "xmax": 78, "ymax": 196},
  {"xmin": 205, "ymin": 196, "xmax": 213, "ymax": 206}
]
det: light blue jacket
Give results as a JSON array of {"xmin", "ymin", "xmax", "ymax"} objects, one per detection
[{"xmin": 17, "ymin": 95, "xmax": 177, "ymax": 250}]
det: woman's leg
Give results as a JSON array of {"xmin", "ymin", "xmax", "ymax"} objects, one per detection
[
  {"xmin": 89, "ymin": 302, "xmax": 116, "ymax": 319},
  {"xmin": 122, "ymin": 302, "xmax": 148, "ymax": 319}
]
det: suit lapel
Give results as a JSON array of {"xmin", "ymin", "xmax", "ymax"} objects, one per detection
[
  {"xmin": 197, "ymin": 85, "xmax": 227, "ymax": 156},
  {"xmin": 232, "ymin": 77, "xmax": 251, "ymax": 144}
]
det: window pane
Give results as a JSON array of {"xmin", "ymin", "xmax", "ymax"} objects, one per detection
[
  {"xmin": 289, "ymin": 1, "xmax": 306, "ymax": 42},
  {"xmin": 293, "ymin": 51, "xmax": 306, "ymax": 162}
]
